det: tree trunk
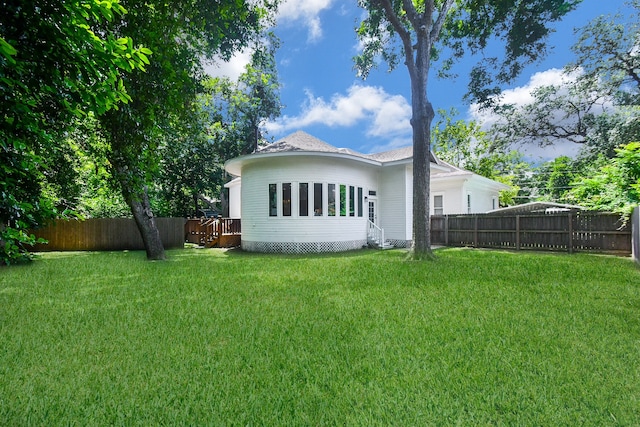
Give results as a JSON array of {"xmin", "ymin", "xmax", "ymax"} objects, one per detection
[
  {"xmin": 409, "ymin": 39, "xmax": 435, "ymax": 260},
  {"xmin": 193, "ymin": 193, "xmax": 199, "ymax": 217},
  {"xmin": 127, "ymin": 186, "xmax": 166, "ymax": 260},
  {"xmin": 114, "ymin": 164, "xmax": 166, "ymax": 261},
  {"xmin": 410, "ymin": 101, "xmax": 435, "ymax": 260},
  {"xmin": 221, "ymin": 186, "xmax": 229, "ymax": 217}
]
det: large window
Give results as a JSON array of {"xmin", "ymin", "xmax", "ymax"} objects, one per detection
[
  {"xmin": 349, "ymin": 186, "xmax": 355, "ymax": 217},
  {"xmin": 267, "ymin": 181, "xmax": 371, "ymax": 219},
  {"xmin": 434, "ymin": 195, "xmax": 443, "ymax": 216},
  {"xmin": 282, "ymin": 183, "xmax": 292, "ymax": 216},
  {"xmin": 299, "ymin": 183, "xmax": 309, "ymax": 216},
  {"xmin": 328, "ymin": 184, "xmax": 336, "ymax": 216},
  {"xmin": 314, "ymin": 183, "xmax": 323, "ymax": 216},
  {"xmin": 339, "ymin": 184, "xmax": 346, "ymax": 216},
  {"xmin": 269, "ymin": 184, "xmax": 277, "ymax": 216}
]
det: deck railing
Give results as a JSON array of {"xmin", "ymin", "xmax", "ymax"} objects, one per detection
[{"xmin": 185, "ymin": 218, "xmax": 241, "ymax": 247}]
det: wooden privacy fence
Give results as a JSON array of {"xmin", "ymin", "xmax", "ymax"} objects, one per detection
[
  {"xmin": 431, "ymin": 212, "xmax": 631, "ymax": 255},
  {"xmin": 31, "ymin": 218, "xmax": 186, "ymax": 251}
]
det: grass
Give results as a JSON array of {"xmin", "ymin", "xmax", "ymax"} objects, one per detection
[{"xmin": 0, "ymin": 248, "xmax": 639, "ymax": 425}]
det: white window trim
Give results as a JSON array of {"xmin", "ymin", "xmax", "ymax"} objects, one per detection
[{"xmin": 433, "ymin": 192, "xmax": 445, "ymax": 216}]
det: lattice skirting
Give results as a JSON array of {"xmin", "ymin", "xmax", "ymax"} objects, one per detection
[
  {"xmin": 388, "ymin": 239, "xmax": 411, "ymax": 248},
  {"xmin": 242, "ymin": 239, "xmax": 367, "ymax": 254}
]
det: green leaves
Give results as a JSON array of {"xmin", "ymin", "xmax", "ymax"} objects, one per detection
[
  {"xmin": 0, "ymin": 37, "xmax": 17, "ymax": 65},
  {"xmin": 0, "ymin": 0, "xmax": 153, "ymax": 263},
  {"xmin": 565, "ymin": 143, "xmax": 640, "ymax": 216}
]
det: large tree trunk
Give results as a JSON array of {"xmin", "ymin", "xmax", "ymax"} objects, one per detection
[
  {"xmin": 101, "ymin": 106, "xmax": 167, "ymax": 261},
  {"xmin": 409, "ymin": 33, "xmax": 435, "ymax": 260},
  {"xmin": 127, "ymin": 186, "xmax": 166, "ymax": 260},
  {"xmin": 410, "ymin": 100, "xmax": 435, "ymax": 260},
  {"xmin": 115, "ymin": 165, "xmax": 166, "ymax": 261}
]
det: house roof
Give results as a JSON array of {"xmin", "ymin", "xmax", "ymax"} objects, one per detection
[
  {"xmin": 256, "ymin": 130, "xmax": 437, "ymax": 163},
  {"xmin": 257, "ymin": 131, "xmax": 355, "ymax": 155},
  {"xmin": 487, "ymin": 201, "xmax": 586, "ymax": 215},
  {"xmin": 226, "ymin": 131, "xmax": 471, "ymax": 178}
]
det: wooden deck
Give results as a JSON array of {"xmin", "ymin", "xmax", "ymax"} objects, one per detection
[{"xmin": 185, "ymin": 218, "xmax": 241, "ymax": 248}]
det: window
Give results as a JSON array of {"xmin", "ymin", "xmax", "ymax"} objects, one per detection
[
  {"xmin": 299, "ymin": 183, "xmax": 309, "ymax": 216},
  {"xmin": 269, "ymin": 184, "xmax": 277, "ymax": 217},
  {"xmin": 282, "ymin": 183, "xmax": 292, "ymax": 216},
  {"xmin": 434, "ymin": 195, "xmax": 443, "ymax": 216},
  {"xmin": 268, "ymin": 181, "xmax": 365, "ymax": 219},
  {"xmin": 467, "ymin": 193, "xmax": 472, "ymax": 214},
  {"xmin": 492, "ymin": 196, "xmax": 498, "ymax": 211},
  {"xmin": 314, "ymin": 183, "xmax": 323, "ymax": 216},
  {"xmin": 328, "ymin": 184, "xmax": 336, "ymax": 216},
  {"xmin": 339, "ymin": 184, "xmax": 347, "ymax": 216},
  {"xmin": 349, "ymin": 186, "xmax": 355, "ymax": 216}
]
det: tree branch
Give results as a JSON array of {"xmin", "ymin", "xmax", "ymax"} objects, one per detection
[
  {"xmin": 401, "ymin": 0, "xmax": 420, "ymax": 26},
  {"xmin": 376, "ymin": 0, "xmax": 417, "ymax": 79},
  {"xmin": 431, "ymin": 0, "xmax": 455, "ymax": 41}
]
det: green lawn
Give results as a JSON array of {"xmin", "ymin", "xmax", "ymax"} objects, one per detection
[{"xmin": 1, "ymin": 248, "xmax": 639, "ymax": 425}]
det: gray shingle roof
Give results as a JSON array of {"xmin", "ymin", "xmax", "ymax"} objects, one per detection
[
  {"xmin": 258, "ymin": 130, "xmax": 436, "ymax": 164},
  {"xmin": 258, "ymin": 131, "xmax": 341, "ymax": 154},
  {"xmin": 367, "ymin": 146, "xmax": 413, "ymax": 162}
]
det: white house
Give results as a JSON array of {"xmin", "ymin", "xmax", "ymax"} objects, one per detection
[{"xmin": 224, "ymin": 130, "xmax": 509, "ymax": 253}]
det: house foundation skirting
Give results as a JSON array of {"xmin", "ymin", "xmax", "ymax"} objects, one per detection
[
  {"xmin": 242, "ymin": 239, "xmax": 367, "ymax": 254},
  {"xmin": 388, "ymin": 239, "xmax": 411, "ymax": 248}
]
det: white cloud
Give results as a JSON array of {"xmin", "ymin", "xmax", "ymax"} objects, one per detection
[
  {"xmin": 467, "ymin": 68, "xmax": 604, "ymax": 160},
  {"xmin": 277, "ymin": 0, "xmax": 335, "ymax": 43},
  {"xmin": 264, "ymin": 84, "xmax": 412, "ymax": 139},
  {"xmin": 469, "ymin": 68, "xmax": 576, "ymax": 129},
  {"xmin": 203, "ymin": 0, "xmax": 335, "ymax": 79},
  {"xmin": 203, "ymin": 48, "xmax": 253, "ymax": 80}
]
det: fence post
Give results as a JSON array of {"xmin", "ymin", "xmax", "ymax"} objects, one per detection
[
  {"xmin": 633, "ymin": 206, "xmax": 639, "ymax": 265},
  {"xmin": 474, "ymin": 215, "xmax": 478, "ymax": 248},
  {"xmin": 515, "ymin": 215, "xmax": 520, "ymax": 251},
  {"xmin": 568, "ymin": 213, "xmax": 574, "ymax": 254},
  {"xmin": 444, "ymin": 215, "xmax": 449, "ymax": 246}
]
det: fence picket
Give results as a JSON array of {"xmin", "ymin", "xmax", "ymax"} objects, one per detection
[
  {"xmin": 31, "ymin": 218, "xmax": 186, "ymax": 251},
  {"xmin": 431, "ymin": 212, "xmax": 631, "ymax": 255}
]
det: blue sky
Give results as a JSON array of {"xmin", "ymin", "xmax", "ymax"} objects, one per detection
[{"xmin": 209, "ymin": 0, "xmax": 630, "ymax": 159}]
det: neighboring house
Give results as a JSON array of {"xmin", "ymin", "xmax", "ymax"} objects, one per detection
[
  {"xmin": 487, "ymin": 201, "xmax": 585, "ymax": 215},
  {"xmin": 224, "ymin": 130, "xmax": 509, "ymax": 253}
]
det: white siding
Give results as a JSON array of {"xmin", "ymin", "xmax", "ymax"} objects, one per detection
[
  {"xmin": 405, "ymin": 166, "xmax": 413, "ymax": 239},
  {"xmin": 463, "ymin": 179, "xmax": 502, "ymax": 213},
  {"xmin": 378, "ymin": 165, "xmax": 410, "ymax": 241},
  {"xmin": 226, "ymin": 179, "xmax": 242, "ymax": 218},
  {"xmin": 431, "ymin": 178, "xmax": 464, "ymax": 215},
  {"xmin": 241, "ymin": 156, "xmax": 377, "ymax": 244}
]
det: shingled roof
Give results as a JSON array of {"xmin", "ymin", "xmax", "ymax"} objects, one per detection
[
  {"xmin": 257, "ymin": 131, "xmax": 343, "ymax": 154},
  {"xmin": 258, "ymin": 130, "xmax": 436, "ymax": 164}
]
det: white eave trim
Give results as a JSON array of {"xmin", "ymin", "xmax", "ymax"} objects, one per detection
[
  {"xmin": 225, "ymin": 150, "xmax": 452, "ymax": 176},
  {"xmin": 224, "ymin": 176, "xmax": 241, "ymax": 188},
  {"xmin": 225, "ymin": 150, "xmax": 419, "ymax": 176}
]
